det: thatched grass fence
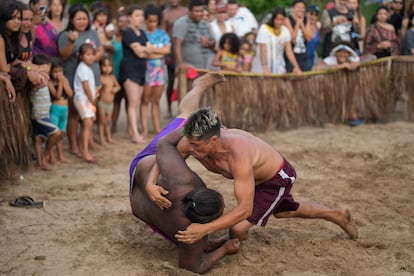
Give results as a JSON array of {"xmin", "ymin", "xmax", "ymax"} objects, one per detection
[
  {"xmin": 0, "ymin": 82, "xmax": 32, "ymax": 179},
  {"xmin": 188, "ymin": 56, "xmax": 414, "ymax": 131}
]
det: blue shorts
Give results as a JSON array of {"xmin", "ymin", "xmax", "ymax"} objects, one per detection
[
  {"xmin": 50, "ymin": 104, "xmax": 68, "ymax": 132},
  {"xmin": 32, "ymin": 117, "xmax": 59, "ymax": 138}
]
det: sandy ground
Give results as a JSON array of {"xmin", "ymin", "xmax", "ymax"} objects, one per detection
[{"xmin": 1, "ymin": 96, "xmax": 414, "ymax": 276}]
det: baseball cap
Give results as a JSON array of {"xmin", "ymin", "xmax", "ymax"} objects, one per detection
[
  {"xmin": 307, "ymin": 5, "xmax": 320, "ymax": 13},
  {"xmin": 216, "ymin": 3, "xmax": 228, "ymax": 13}
]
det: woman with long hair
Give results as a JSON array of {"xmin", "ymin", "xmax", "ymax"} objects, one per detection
[
  {"xmin": 364, "ymin": 5, "xmax": 400, "ymax": 58},
  {"xmin": 58, "ymin": 4, "xmax": 104, "ymax": 156}
]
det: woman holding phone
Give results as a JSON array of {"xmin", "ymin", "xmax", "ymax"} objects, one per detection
[{"xmin": 30, "ymin": 0, "xmax": 60, "ymax": 57}]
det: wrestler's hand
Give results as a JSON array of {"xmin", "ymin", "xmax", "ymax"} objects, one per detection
[
  {"xmin": 175, "ymin": 223, "xmax": 207, "ymax": 244},
  {"xmin": 145, "ymin": 183, "xmax": 172, "ymax": 209}
]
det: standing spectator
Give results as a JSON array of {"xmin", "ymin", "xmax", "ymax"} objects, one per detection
[
  {"xmin": 211, "ymin": 32, "xmax": 241, "ymax": 71},
  {"xmin": 371, "ymin": 0, "xmax": 403, "ymax": 39},
  {"xmin": 320, "ymin": 0, "xmax": 355, "ymax": 57},
  {"xmin": 120, "ymin": 5, "xmax": 151, "ymax": 144},
  {"xmin": 347, "ymin": 0, "xmax": 366, "ymax": 52},
  {"xmin": 255, "ymin": 7, "xmax": 302, "ymax": 75},
  {"xmin": 58, "ymin": 4, "xmax": 104, "ymax": 156},
  {"xmin": 161, "ymin": 0, "xmax": 188, "ymax": 117},
  {"xmin": 306, "ymin": 5, "xmax": 321, "ymax": 68},
  {"xmin": 402, "ymin": 0, "xmax": 414, "ymax": 36},
  {"xmin": 401, "ymin": 12, "xmax": 414, "ymax": 55},
  {"xmin": 284, "ymin": 0, "xmax": 313, "ymax": 72},
  {"xmin": 239, "ymin": 38, "xmax": 255, "ymax": 72},
  {"xmin": 17, "ymin": 3, "xmax": 34, "ymax": 62},
  {"xmin": 208, "ymin": 3, "xmax": 234, "ymax": 70},
  {"xmin": 173, "ymin": 0, "xmax": 215, "ymax": 72},
  {"xmin": 0, "ymin": 1, "xmax": 48, "ymax": 86},
  {"xmin": 33, "ymin": 0, "xmax": 66, "ymax": 58},
  {"xmin": 73, "ymin": 44, "xmax": 98, "ymax": 163},
  {"xmin": 92, "ymin": 7, "xmax": 109, "ymax": 44},
  {"xmin": 47, "ymin": 58, "xmax": 73, "ymax": 164},
  {"xmin": 48, "ymin": 0, "xmax": 67, "ymax": 33},
  {"xmin": 30, "ymin": 0, "xmax": 58, "ymax": 57},
  {"xmin": 111, "ymin": 13, "xmax": 128, "ymax": 133},
  {"xmin": 364, "ymin": 6, "xmax": 400, "ymax": 58},
  {"xmin": 141, "ymin": 5, "xmax": 171, "ymax": 137},
  {"xmin": 206, "ymin": 0, "xmax": 217, "ymax": 22},
  {"xmin": 227, "ymin": 0, "xmax": 258, "ymax": 37},
  {"xmin": 97, "ymin": 56, "xmax": 121, "ymax": 145},
  {"xmin": 30, "ymin": 54, "xmax": 62, "ymax": 170}
]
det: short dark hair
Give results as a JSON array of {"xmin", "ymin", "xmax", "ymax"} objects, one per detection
[
  {"xmin": 50, "ymin": 57, "xmax": 63, "ymax": 71},
  {"xmin": 227, "ymin": 0, "xmax": 239, "ymax": 4},
  {"xmin": 32, "ymin": 54, "xmax": 51, "ymax": 66},
  {"xmin": 183, "ymin": 188, "xmax": 224, "ymax": 224},
  {"xmin": 292, "ymin": 0, "xmax": 306, "ymax": 7},
  {"xmin": 144, "ymin": 4, "xmax": 162, "ymax": 25},
  {"xmin": 189, "ymin": 0, "xmax": 205, "ymax": 10},
  {"xmin": 127, "ymin": 4, "xmax": 142, "ymax": 16},
  {"xmin": 183, "ymin": 108, "xmax": 221, "ymax": 141}
]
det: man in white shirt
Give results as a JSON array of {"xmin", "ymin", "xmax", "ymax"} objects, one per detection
[{"xmin": 227, "ymin": 0, "xmax": 258, "ymax": 37}]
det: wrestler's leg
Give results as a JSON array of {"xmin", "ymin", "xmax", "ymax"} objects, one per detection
[
  {"xmin": 229, "ymin": 220, "xmax": 254, "ymax": 241},
  {"xmin": 178, "ymin": 72, "xmax": 226, "ymax": 118},
  {"xmin": 274, "ymin": 199, "xmax": 358, "ymax": 239}
]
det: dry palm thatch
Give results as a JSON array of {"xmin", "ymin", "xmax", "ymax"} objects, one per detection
[
  {"xmin": 0, "ymin": 80, "xmax": 32, "ymax": 180},
  {"xmin": 196, "ymin": 57, "xmax": 412, "ymax": 131},
  {"xmin": 390, "ymin": 56, "xmax": 414, "ymax": 121}
]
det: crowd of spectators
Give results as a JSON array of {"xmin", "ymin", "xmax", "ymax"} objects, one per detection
[{"xmin": 1, "ymin": 0, "xmax": 413, "ymax": 170}]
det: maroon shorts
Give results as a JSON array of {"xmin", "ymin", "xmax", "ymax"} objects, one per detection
[{"xmin": 247, "ymin": 158, "xmax": 300, "ymax": 227}]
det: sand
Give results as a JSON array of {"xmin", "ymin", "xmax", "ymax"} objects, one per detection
[{"xmin": 1, "ymin": 103, "xmax": 413, "ymax": 275}]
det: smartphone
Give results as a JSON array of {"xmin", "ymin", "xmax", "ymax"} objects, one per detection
[{"xmin": 39, "ymin": 5, "xmax": 47, "ymax": 15}]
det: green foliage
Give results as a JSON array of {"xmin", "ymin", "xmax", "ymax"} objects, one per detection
[
  {"xmin": 69, "ymin": 0, "xmax": 96, "ymax": 6},
  {"xmin": 237, "ymin": 0, "xmax": 290, "ymax": 20}
]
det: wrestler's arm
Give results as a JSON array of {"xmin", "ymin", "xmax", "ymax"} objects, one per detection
[
  {"xmin": 178, "ymin": 238, "xmax": 240, "ymax": 274},
  {"xmin": 145, "ymin": 129, "xmax": 191, "ymax": 208},
  {"xmin": 176, "ymin": 147, "xmax": 255, "ymax": 243},
  {"xmin": 156, "ymin": 129, "xmax": 192, "ymax": 185}
]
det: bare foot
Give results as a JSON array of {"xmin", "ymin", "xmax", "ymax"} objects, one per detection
[
  {"xmin": 89, "ymin": 141, "xmax": 103, "ymax": 150},
  {"xmin": 192, "ymin": 72, "xmax": 226, "ymax": 90},
  {"xmin": 35, "ymin": 163, "xmax": 52, "ymax": 171},
  {"xmin": 70, "ymin": 150, "xmax": 82, "ymax": 159},
  {"xmin": 131, "ymin": 136, "xmax": 146, "ymax": 144},
  {"xmin": 339, "ymin": 208, "xmax": 358, "ymax": 239},
  {"xmin": 98, "ymin": 140, "xmax": 107, "ymax": 147},
  {"xmin": 223, "ymin": 239, "xmax": 240, "ymax": 255},
  {"xmin": 58, "ymin": 157, "xmax": 73, "ymax": 164},
  {"xmin": 205, "ymin": 236, "xmax": 228, "ymax": 253},
  {"xmin": 107, "ymin": 139, "xmax": 117, "ymax": 144}
]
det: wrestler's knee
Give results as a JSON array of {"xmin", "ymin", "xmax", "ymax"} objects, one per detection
[{"xmin": 230, "ymin": 220, "xmax": 253, "ymax": 241}]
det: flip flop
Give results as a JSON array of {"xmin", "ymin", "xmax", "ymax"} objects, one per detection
[{"xmin": 9, "ymin": 196, "xmax": 44, "ymax": 208}]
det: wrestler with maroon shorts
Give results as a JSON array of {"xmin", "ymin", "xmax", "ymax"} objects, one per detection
[{"xmin": 149, "ymin": 97, "xmax": 358, "ymax": 247}]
